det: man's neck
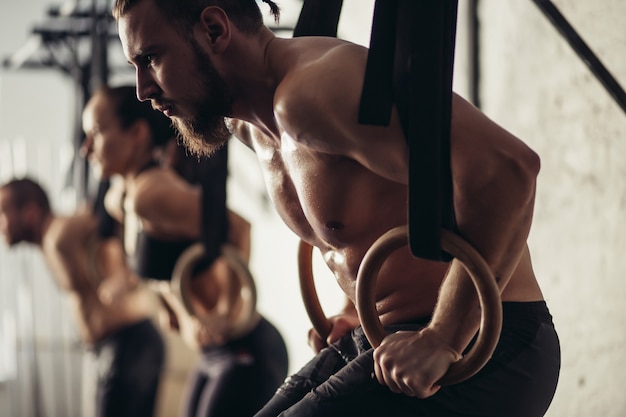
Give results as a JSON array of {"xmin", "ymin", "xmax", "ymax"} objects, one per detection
[{"xmin": 226, "ymin": 27, "xmax": 282, "ymax": 138}]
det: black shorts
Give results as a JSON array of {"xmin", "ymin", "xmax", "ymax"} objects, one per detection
[
  {"xmin": 183, "ymin": 316, "xmax": 289, "ymax": 417},
  {"xmin": 92, "ymin": 319, "xmax": 165, "ymax": 417},
  {"xmin": 255, "ymin": 301, "xmax": 560, "ymax": 417}
]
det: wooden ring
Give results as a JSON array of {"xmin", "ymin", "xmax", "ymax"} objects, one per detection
[
  {"xmin": 171, "ymin": 243, "xmax": 258, "ymax": 340},
  {"xmin": 355, "ymin": 225, "xmax": 503, "ymax": 385},
  {"xmin": 297, "ymin": 240, "xmax": 333, "ymax": 341}
]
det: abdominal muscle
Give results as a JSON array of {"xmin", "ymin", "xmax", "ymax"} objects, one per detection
[
  {"xmin": 321, "ymin": 242, "xmax": 450, "ymax": 323},
  {"xmin": 321, "ymin": 241, "xmax": 544, "ymax": 326}
]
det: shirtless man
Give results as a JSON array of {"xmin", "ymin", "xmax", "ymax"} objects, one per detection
[
  {"xmin": 80, "ymin": 84, "xmax": 289, "ymax": 417},
  {"xmin": 0, "ymin": 178, "xmax": 165, "ymax": 417},
  {"xmin": 112, "ymin": 1, "xmax": 561, "ymax": 416}
]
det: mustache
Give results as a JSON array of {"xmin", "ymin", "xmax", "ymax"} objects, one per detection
[{"xmin": 151, "ymin": 99, "xmax": 171, "ymax": 113}]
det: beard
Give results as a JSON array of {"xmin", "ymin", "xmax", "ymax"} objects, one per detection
[
  {"xmin": 173, "ymin": 39, "xmax": 234, "ymax": 157},
  {"xmin": 6, "ymin": 222, "xmax": 33, "ymax": 246}
]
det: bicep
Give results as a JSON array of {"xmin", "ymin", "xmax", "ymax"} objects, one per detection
[
  {"xmin": 45, "ymin": 228, "xmax": 95, "ymax": 292},
  {"xmin": 450, "ymin": 94, "xmax": 540, "ymax": 276},
  {"xmin": 450, "ymin": 94, "xmax": 540, "ymax": 206}
]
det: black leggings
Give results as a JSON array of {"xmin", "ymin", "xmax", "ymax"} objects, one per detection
[
  {"xmin": 184, "ymin": 317, "xmax": 289, "ymax": 417},
  {"xmin": 255, "ymin": 302, "xmax": 561, "ymax": 417},
  {"xmin": 93, "ymin": 319, "xmax": 165, "ymax": 417}
]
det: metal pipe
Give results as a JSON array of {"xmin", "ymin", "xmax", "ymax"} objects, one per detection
[
  {"xmin": 531, "ymin": 0, "xmax": 626, "ymax": 114},
  {"xmin": 468, "ymin": 0, "xmax": 481, "ymax": 109}
]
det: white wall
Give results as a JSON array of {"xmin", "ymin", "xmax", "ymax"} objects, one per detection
[
  {"xmin": 480, "ymin": 1, "xmax": 626, "ymax": 416},
  {"xmin": 0, "ymin": 78, "xmax": 83, "ymax": 417},
  {"xmin": 0, "ymin": 4, "xmax": 83, "ymax": 412}
]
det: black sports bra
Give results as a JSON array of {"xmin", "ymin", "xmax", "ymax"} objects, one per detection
[{"xmin": 130, "ymin": 232, "xmax": 195, "ymax": 281}]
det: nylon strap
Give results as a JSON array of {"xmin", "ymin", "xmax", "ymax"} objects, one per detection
[
  {"xmin": 359, "ymin": 0, "xmax": 458, "ymax": 261},
  {"xmin": 293, "ymin": 0, "xmax": 344, "ymax": 38},
  {"xmin": 173, "ymin": 144, "xmax": 230, "ymax": 274},
  {"xmin": 92, "ymin": 179, "xmax": 117, "ymax": 238},
  {"xmin": 198, "ymin": 145, "xmax": 229, "ymax": 270}
]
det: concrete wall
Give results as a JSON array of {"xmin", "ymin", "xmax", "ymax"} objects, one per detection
[{"xmin": 479, "ymin": 1, "xmax": 626, "ymax": 416}]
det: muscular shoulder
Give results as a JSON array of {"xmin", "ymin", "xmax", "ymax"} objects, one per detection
[
  {"xmin": 450, "ymin": 94, "xmax": 541, "ymax": 187},
  {"xmin": 127, "ymin": 167, "xmax": 202, "ymax": 239},
  {"xmin": 272, "ymin": 40, "xmax": 408, "ymax": 182},
  {"xmin": 131, "ymin": 167, "xmax": 198, "ymax": 216},
  {"xmin": 43, "ymin": 214, "xmax": 97, "ymax": 257},
  {"xmin": 42, "ymin": 214, "xmax": 102, "ymax": 292},
  {"xmin": 274, "ymin": 41, "xmax": 367, "ymax": 147}
]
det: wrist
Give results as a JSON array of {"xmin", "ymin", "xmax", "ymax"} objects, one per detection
[{"xmin": 422, "ymin": 325, "xmax": 463, "ymax": 361}]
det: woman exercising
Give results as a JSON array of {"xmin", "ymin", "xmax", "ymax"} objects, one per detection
[{"xmin": 80, "ymin": 84, "xmax": 289, "ymax": 417}]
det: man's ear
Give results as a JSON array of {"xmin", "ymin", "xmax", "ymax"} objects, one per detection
[{"xmin": 199, "ymin": 6, "xmax": 231, "ymax": 53}]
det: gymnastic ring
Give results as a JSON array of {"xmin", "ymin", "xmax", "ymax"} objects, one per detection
[
  {"xmin": 356, "ymin": 225, "xmax": 503, "ymax": 386},
  {"xmin": 171, "ymin": 243, "xmax": 258, "ymax": 340},
  {"xmin": 298, "ymin": 240, "xmax": 333, "ymax": 341}
]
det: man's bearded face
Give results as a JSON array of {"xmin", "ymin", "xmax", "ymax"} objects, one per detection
[{"xmin": 172, "ymin": 39, "xmax": 233, "ymax": 157}]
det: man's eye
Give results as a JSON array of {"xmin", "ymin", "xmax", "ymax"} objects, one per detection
[{"xmin": 136, "ymin": 54, "xmax": 155, "ymax": 67}]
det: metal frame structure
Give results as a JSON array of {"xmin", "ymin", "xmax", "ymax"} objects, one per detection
[
  {"xmin": 531, "ymin": 0, "xmax": 626, "ymax": 114},
  {"xmin": 2, "ymin": 1, "xmax": 297, "ymax": 201},
  {"xmin": 2, "ymin": 1, "xmax": 119, "ymax": 200}
]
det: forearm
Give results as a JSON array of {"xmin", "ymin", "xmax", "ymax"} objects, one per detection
[
  {"xmin": 435, "ymin": 128, "xmax": 540, "ymax": 351},
  {"xmin": 428, "ymin": 260, "xmax": 482, "ymax": 354},
  {"xmin": 430, "ymin": 189, "xmax": 537, "ymax": 354}
]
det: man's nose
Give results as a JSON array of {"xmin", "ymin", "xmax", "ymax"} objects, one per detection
[{"xmin": 136, "ymin": 68, "xmax": 158, "ymax": 102}]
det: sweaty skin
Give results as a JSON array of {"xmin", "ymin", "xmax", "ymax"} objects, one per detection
[{"xmin": 117, "ymin": 2, "xmax": 544, "ymax": 398}]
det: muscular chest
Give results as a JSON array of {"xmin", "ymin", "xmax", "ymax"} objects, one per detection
[
  {"xmin": 243, "ymin": 124, "xmax": 408, "ymax": 283},
  {"xmin": 253, "ymin": 133, "xmax": 357, "ymax": 241}
]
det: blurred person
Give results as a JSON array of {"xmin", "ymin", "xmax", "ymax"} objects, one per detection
[
  {"xmin": 0, "ymin": 177, "xmax": 165, "ymax": 417},
  {"xmin": 81, "ymin": 84, "xmax": 289, "ymax": 417}
]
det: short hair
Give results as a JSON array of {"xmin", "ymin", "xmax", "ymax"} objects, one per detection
[
  {"xmin": 1, "ymin": 178, "xmax": 51, "ymax": 215},
  {"xmin": 91, "ymin": 85, "xmax": 175, "ymax": 147},
  {"xmin": 112, "ymin": 0, "xmax": 280, "ymax": 35}
]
